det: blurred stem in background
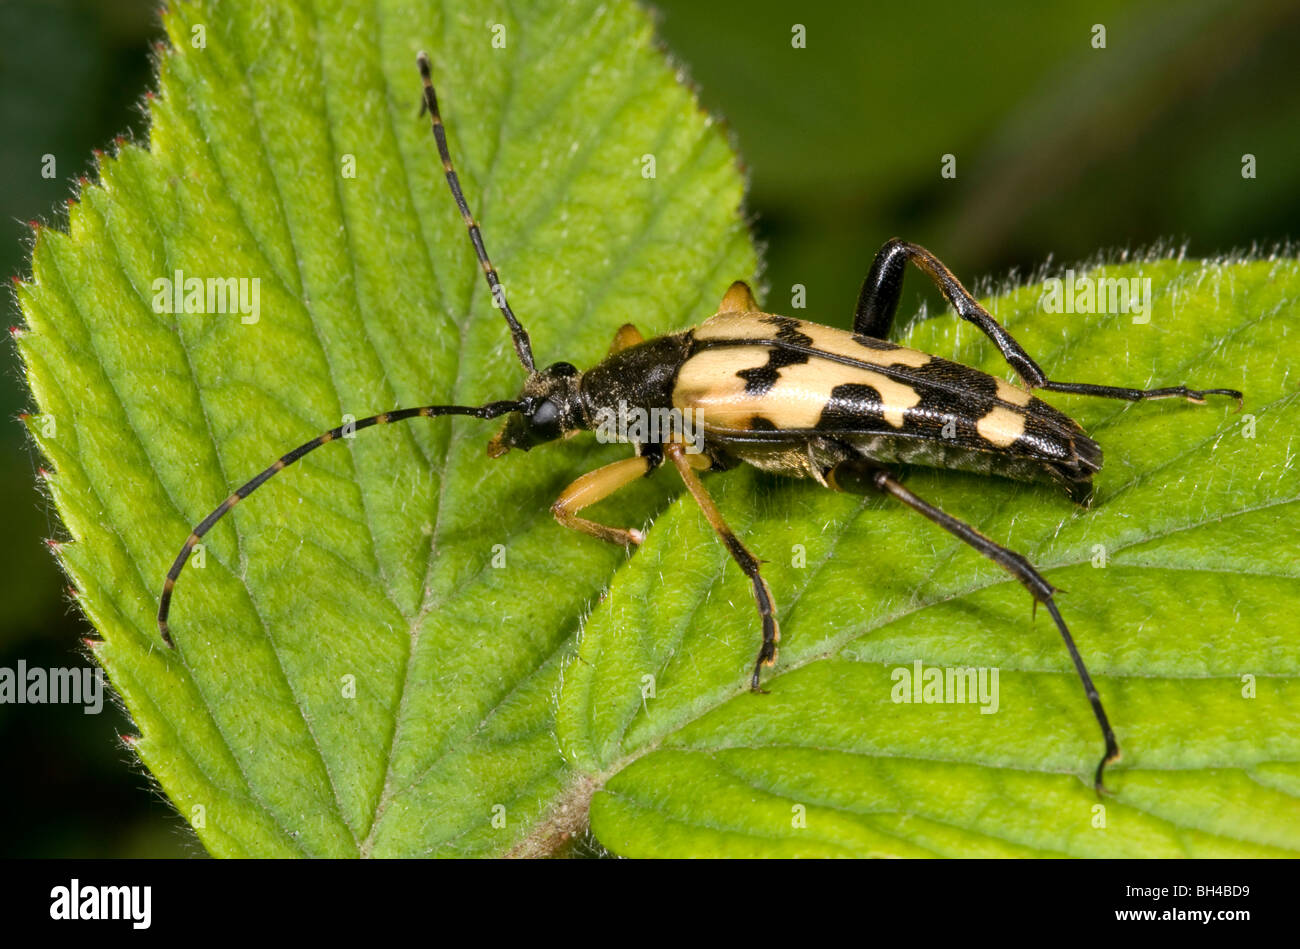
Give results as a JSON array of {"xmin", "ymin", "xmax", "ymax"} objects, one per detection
[{"xmin": 1, "ymin": 0, "xmax": 1296, "ymax": 856}]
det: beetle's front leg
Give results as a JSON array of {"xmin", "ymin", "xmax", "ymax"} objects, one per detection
[
  {"xmin": 665, "ymin": 443, "xmax": 779, "ymax": 692},
  {"xmin": 551, "ymin": 454, "xmax": 655, "ymax": 545}
]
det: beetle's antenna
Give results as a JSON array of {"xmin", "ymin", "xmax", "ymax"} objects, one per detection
[
  {"xmin": 157, "ymin": 400, "xmax": 522, "ymax": 646},
  {"xmin": 417, "ymin": 51, "xmax": 536, "ymax": 373}
]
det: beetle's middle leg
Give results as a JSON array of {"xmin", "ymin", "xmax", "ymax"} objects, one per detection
[
  {"xmin": 855, "ymin": 238, "xmax": 1242, "ymax": 406},
  {"xmin": 827, "ymin": 457, "xmax": 1121, "ymax": 793},
  {"xmin": 665, "ymin": 443, "xmax": 779, "ymax": 692},
  {"xmin": 552, "ymin": 454, "xmax": 656, "ymax": 546},
  {"xmin": 608, "ymin": 323, "xmax": 644, "ymax": 356}
]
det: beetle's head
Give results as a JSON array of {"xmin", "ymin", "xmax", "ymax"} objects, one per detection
[{"xmin": 488, "ymin": 361, "xmax": 586, "ymax": 456}]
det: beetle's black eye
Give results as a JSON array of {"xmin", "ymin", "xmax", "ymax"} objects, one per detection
[{"xmin": 531, "ymin": 398, "xmax": 560, "ymax": 432}]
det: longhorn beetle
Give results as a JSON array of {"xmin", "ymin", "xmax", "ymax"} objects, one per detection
[{"xmin": 158, "ymin": 51, "xmax": 1243, "ymax": 793}]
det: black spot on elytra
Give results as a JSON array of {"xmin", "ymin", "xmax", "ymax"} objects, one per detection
[
  {"xmin": 817, "ymin": 383, "xmax": 886, "ymax": 430},
  {"xmin": 737, "ymin": 348, "xmax": 807, "ymax": 393},
  {"xmin": 851, "ymin": 333, "xmax": 901, "ymax": 350},
  {"xmin": 736, "ymin": 316, "xmax": 815, "ymax": 394},
  {"xmin": 904, "ymin": 360, "xmax": 1000, "ymax": 400}
]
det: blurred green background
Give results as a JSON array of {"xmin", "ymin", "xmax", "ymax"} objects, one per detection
[{"xmin": 2, "ymin": 0, "xmax": 1297, "ymax": 857}]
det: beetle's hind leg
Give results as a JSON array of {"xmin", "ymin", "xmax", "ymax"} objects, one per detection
[
  {"xmin": 1032, "ymin": 378, "xmax": 1243, "ymax": 408},
  {"xmin": 665, "ymin": 443, "xmax": 779, "ymax": 692},
  {"xmin": 828, "ymin": 458, "xmax": 1121, "ymax": 793},
  {"xmin": 856, "ymin": 239, "xmax": 1065, "ymax": 386},
  {"xmin": 854, "ymin": 238, "xmax": 1242, "ymax": 407}
]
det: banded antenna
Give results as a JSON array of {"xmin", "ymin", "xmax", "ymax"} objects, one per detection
[
  {"xmin": 157, "ymin": 401, "xmax": 521, "ymax": 646},
  {"xmin": 157, "ymin": 53, "xmax": 540, "ymax": 645},
  {"xmin": 417, "ymin": 51, "xmax": 536, "ymax": 373}
]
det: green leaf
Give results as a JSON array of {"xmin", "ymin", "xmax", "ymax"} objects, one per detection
[
  {"xmin": 15, "ymin": 0, "xmax": 753, "ymax": 857},
  {"xmin": 562, "ymin": 255, "xmax": 1300, "ymax": 857},
  {"xmin": 19, "ymin": 0, "xmax": 1300, "ymax": 862}
]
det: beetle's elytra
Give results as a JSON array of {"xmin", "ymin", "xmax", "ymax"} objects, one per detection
[{"xmin": 158, "ymin": 51, "xmax": 1243, "ymax": 793}]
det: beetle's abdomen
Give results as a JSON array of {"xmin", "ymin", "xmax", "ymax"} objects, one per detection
[{"xmin": 671, "ymin": 311, "xmax": 1101, "ymax": 502}]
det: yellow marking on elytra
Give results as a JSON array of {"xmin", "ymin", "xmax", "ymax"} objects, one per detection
[
  {"xmin": 976, "ymin": 405, "xmax": 1027, "ymax": 447},
  {"xmin": 995, "ymin": 377, "xmax": 1033, "ymax": 406},
  {"xmin": 694, "ymin": 311, "xmax": 932, "ymax": 368},
  {"xmin": 673, "ymin": 345, "xmax": 922, "ymax": 430}
]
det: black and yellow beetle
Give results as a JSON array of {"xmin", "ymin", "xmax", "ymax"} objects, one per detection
[{"xmin": 158, "ymin": 52, "xmax": 1242, "ymax": 793}]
